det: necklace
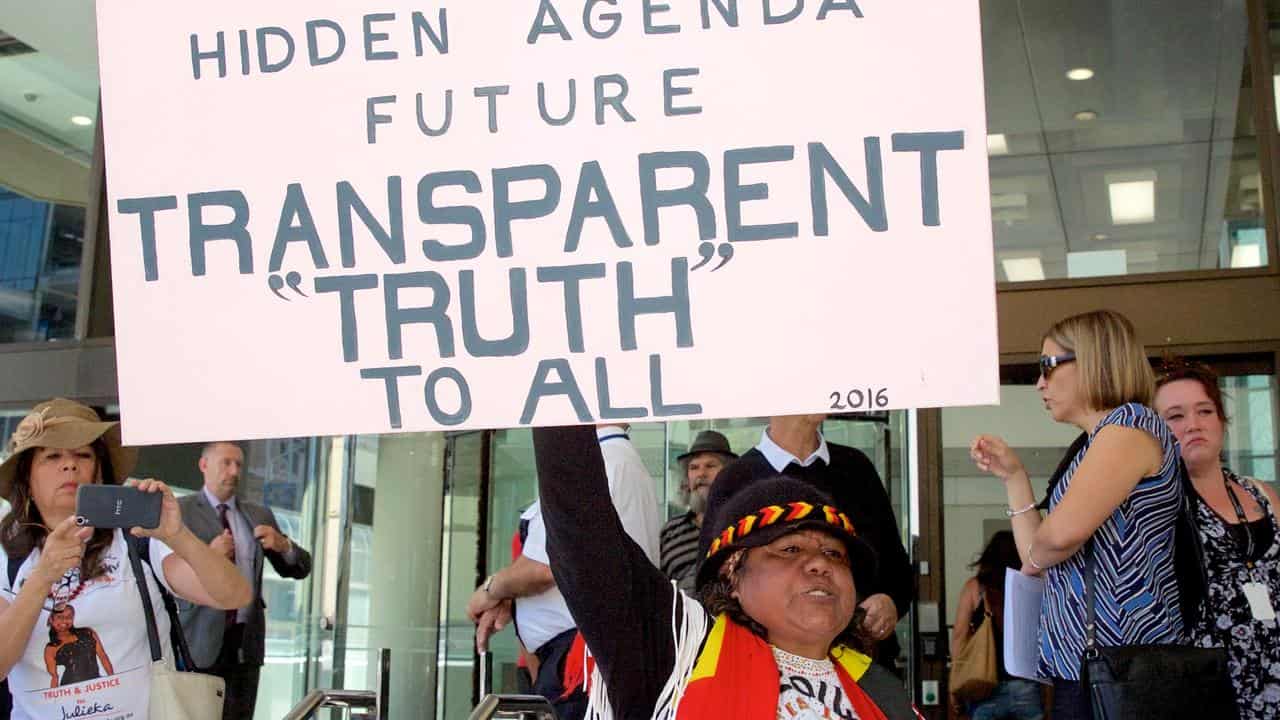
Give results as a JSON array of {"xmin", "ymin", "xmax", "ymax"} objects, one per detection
[
  {"xmin": 47, "ymin": 567, "xmax": 85, "ymax": 607},
  {"xmin": 771, "ymin": 646, "xmax": 833, "ymax": 677}
]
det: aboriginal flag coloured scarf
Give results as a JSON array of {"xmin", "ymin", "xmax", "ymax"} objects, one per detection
[{"xmin": 673, "ymin": 615, "xmax": 887, "ymax": 720}]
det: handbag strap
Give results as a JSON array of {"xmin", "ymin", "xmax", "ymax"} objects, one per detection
[
  {"xmin": 127, "ymin": 536, "xmax": 200, "ymax": 671},
  {"xmin": 158, "ymin": 581, "xmax": 199, "ymax": 671},
  {"xmin": 126, "ymin": 536, "xmax": 166, "ymax": 663},
  {"xmin": 7, "ymin": 553, "xmax": 25, "ymax": 589},
  {"xmin": 1083, "ymin": 538, "xmax": 1098, "ymax": 655}
]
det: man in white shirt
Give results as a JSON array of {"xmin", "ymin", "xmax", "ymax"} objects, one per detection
[
  {"xmin": 467, "ymin": 424, "xmax": 660, "ymax": 719},
  {"xmin": 592, "ymin": 424, "xmax": 661, "ymax": 563}
]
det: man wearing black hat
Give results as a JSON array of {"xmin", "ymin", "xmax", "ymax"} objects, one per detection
[
  {"xmin": 660, "ymin": 430, "xmax": 737, "ymax": 592},
  {"xmin": 702, "ymin": 414, "xmax": 913, "ymax": 672}
]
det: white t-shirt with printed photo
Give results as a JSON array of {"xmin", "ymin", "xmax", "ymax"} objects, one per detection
[{"xmin": 1, "ymin": 529, "xmax": 177, "ymax": 720}]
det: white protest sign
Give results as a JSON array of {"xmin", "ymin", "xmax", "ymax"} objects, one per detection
[{"xmin": 96, "ymin": 0, "xmax": 998, "ymax": 444}]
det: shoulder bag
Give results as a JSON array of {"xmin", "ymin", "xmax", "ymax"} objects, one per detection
[
  {"xmin": 127, "ymin": 537, "xmax": 226, "ymax": 720},
  {"xmin": 1079, "ymin": 468, "xmax": 1237, "ymax": 719},
  {"xmin": 949, "ymin": 590, "xmax": 998, "ymax": 703}
]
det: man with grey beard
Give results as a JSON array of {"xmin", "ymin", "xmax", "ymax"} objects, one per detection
[{"xmin": 658, "ymin": 430, "xmax": 736, "ymax": 592}]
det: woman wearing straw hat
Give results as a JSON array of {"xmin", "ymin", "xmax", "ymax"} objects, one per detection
[
  {"xmin": 0, "ymin": 399, "xmax": 251, "ymax": 719},
  {"xmin": 500, "ymin": 426, "xmax": 919, "ymax": 719}
]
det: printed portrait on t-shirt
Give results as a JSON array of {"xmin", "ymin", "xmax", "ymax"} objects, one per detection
[
  {"xmin": 3, "ymin": 532, "xmax": 179, "ymax": 720},
  {"xmin": 43, "ymin": 604, "xmax": 114, "ymax": 688}
]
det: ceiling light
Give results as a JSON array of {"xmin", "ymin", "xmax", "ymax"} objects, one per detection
[
  {"xmin": 987, "ymin": 134, "xmax": 1009, "ymax": 156},
  {"xmin": 1091, "ymin": 233, "xmax": 1110, "ymax": 242},
  {"xmin": 1066, "ymin": 67, "xmax": 1095, "ymax": 81},
  {"xmin": 70, "ymin": 115, "xmax": 93, "ymax": 126},
  {"xmin": 1231, "ymin": 244, "xmax": 1263, "ymax": 269},
  {"xmin": 1068, "ymin": 250, "xmax": 1127, "ymax": 278},
  {"xmin": 1239, "ymin": 172, "xmax": 1263, "ymax": 211},
  {"xmin": 991, "ymin": 192, "xmax": 1028, "ymax": 209},
  {"xmin": 1107, "ymin": 172, "xmax": 1156, "ymax": 225},
  {"xmin": 1001, "ymin": 257, "xmax": 1045, "ymax": 282},
  {"xmin": 1074, "ymin": 110, "xmax": 1099, "ymax": 122}
]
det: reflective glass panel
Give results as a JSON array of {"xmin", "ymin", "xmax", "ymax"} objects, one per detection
[
  {"xmin": 0, "ymin": 189, "xmax": 84, "ymax": 341},
  {"xmin": 985, "ymin": 0, "xmax": 1267, "ymax": 281},
  {"xmin": 130, "ymin": 437, "xmax": 325, "ymax": 720},
  {"xmin": 0, "ymin": 16, "xmax": 99, "ymax": 341},
  {"xmin": 1223, "ymin": 374, "xmax": 1280, "ymax": 483},
  {"xmin": 340, "ymin": 433, "xmax": 448, "ymax": 720}
]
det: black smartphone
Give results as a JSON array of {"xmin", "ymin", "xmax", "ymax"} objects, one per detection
[{"xmin": 75, "ymin": 485, "xmax": 162, "ymax": 530}]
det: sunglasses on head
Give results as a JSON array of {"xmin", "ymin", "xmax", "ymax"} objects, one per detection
[{"xmin": 1039, "ymin": 353, "xmax": 1075, "ymax": 377}]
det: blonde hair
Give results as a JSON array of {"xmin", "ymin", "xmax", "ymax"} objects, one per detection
[{"xmin": 1044, "ymin": 310, "xmax": 1154, "ymax": 411}]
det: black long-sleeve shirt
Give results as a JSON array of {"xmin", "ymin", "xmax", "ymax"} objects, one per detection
[
  {"xmin": 703, "ymin": 444, "xmax": 915, "ymax": 664},
  {"xmin": 533, "ymin": 426, "xmax": 914, "ymax": 719}
]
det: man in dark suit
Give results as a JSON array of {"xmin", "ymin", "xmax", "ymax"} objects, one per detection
[{"xmin": 177, "ymin": 442, "xmax": 312, "ymax": 720}]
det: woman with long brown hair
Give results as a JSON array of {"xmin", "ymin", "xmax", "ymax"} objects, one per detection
[
  {"xmin": 1155, "ymin": 359, "xmax": 1280, "ymax": 719},
  {"xmin": 950, "ymin": 531, "xmax": 1042, "ymax": 720},
  {"xmin": 0, "ymin": 399, "xmax": 251, "ymax": 720}
]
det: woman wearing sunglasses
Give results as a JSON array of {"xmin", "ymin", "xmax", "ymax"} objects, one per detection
[{"xmin": 970, "ymin": 310, "xmax": 1185, "ymax": 720}]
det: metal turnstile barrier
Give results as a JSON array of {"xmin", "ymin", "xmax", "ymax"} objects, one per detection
[{"xmin": 281, "ymin": 648, "xmax": 390, "ymax": 720}]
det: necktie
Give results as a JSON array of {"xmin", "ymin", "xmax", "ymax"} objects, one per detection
[{"xmin": 217, "ymin": 503, "xmax": 238, "ymax": 625}]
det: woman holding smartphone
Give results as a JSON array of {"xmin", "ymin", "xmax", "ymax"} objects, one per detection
[
  {"xmin": 0, "ymin": 398, "xmax": 250, "ymax": 720},
  {"xmin": 970, "ymin": 310, "xmax": 1185, "ymax": 720}
]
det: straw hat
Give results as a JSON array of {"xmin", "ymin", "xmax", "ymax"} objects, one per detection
[{"xmin": 0, "ymin": 399, "xmax": 137, "ymax": 499}]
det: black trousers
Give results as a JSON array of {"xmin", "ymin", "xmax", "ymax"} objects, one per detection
[
  {"xmin": 532, "ymin": 629, "xmax": 588, "ymax": 720},
  {"xmin": 206, "ymin": 624, "xmax": 262, "ymax": 720}
]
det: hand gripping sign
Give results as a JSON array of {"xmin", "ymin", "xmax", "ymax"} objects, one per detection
[{"xmin": 96, "ymin": 0, "xmax": 998, "ymax": 443}]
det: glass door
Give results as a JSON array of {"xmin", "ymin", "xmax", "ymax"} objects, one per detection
[
  {"xmin": 436, "ymin": 432, "xmax": 485, "ymax": 720},
  {"xmin": 321, "ymin": 432, "xmax": 452, "ymax": 720},
  {"xmin": 481, "ymin": 429, "xmax": 538, "ymax": 699},
  {"xmin": 479, "ymin": 425, "xmax": 669, "ymax": 698},
  {"xmin": 128, "ymin": 436, "xmax": 328, "ymax": 720}
]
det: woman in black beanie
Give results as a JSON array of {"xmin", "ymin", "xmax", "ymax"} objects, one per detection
[{"xmin": 514, "ymin": 425, "xmax": 918, "ymax": 720}]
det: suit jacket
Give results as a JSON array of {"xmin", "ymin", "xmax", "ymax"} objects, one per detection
[{"xmin": 176, "ymin": 492, "xmax": 312, "ymax": 669}]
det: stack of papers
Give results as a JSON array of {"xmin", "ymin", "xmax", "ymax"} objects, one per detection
[{"xmin": 1002, "ymin": 568, "xmax": 1046, "ymax": 681}]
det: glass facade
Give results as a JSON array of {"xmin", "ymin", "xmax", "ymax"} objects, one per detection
[
  {"xmin": 0, "ymin": 18, "xmax": 99, "ymax": 343},
  {"xmin": 0, "ymin": 188, "xmax": 85, "ymax": 342},
  {"xmin": 984, "ymin": 0, "xmax": 1270, "ymax": 282}
]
